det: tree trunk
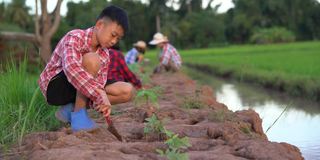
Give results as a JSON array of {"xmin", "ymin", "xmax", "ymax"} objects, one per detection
[
  {"xmin": 39, "ymin": 37, "xmax": 52, "ymax": 62},
  {"xmin": 0, "ymin": 32, "xmax": 37, "ymax": 43},
  {"xmin": 0, "ymin": 0, "xmax": 62, "ymax": 63},
  {"xmin": 156, "ymin": 15, "xmax": 161, "ymax": 32}
]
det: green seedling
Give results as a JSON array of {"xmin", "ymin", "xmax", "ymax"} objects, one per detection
[
  {"xmin": 144, "ymin": 114, "xmax": 165, "ymax": 135},
  {"xmin": 156, "ymin": 129, "xmax": 191, "ymax": 160},
  {"xmin": 135, "ymin": 88, "xmax": 159, "ymax": 108}
]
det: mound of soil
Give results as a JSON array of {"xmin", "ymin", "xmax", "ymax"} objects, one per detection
[{"xmin": 3, "ymin": 72, "xmax": 303, "ymax": 160}]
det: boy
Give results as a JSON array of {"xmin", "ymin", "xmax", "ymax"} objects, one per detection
[
  {"xmin": 149, "ymin": 33, "xmax": 182, "ymax": 73},
  {"xmin": 107, "ymin": 46, "xmax": 142, "ymax": 89},
  {"xmin": 125, "ymin": 40, "xmax": 147, "ymax": 64},
  {"xmin": 38, "ymin": 5, "xmax": 133, "ymax": 132}
]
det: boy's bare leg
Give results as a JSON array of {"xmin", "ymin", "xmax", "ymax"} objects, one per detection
[
  {"xmin": 74, "ymin": 52, "xmax": 101, "ymax": 112},
  {"xmin": 105, "ymin": 82, "xmax": 135, "ymax": 105}
]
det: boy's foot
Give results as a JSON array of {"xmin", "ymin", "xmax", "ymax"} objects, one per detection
[
  {"xmin": 71, "ymin": 108, "xmax": 98, "ymax": 132},
  {"xmin": 55, "ymin": 103, "xmax": 73, "ymax": 123}
]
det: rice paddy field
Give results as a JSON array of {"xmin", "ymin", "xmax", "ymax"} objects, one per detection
[{"xmin": 147, "ymin": 41, "xmax": 320, "ymax": 101}]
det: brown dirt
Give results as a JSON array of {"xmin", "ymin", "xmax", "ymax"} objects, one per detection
[{"xmin": 2, "ymin": 72, "xmax": 304, "ymax": 160}]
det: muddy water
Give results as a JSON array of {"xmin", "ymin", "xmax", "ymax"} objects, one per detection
[{"xmin": 185, "ymin": 68, "xmax": 320, "ymax": 160}]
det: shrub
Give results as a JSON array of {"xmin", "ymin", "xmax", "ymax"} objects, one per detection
[{"xmin": 250, "ymin": 27, "xmax": 295, "ymax": 44}]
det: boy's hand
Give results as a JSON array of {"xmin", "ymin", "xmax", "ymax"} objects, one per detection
[
  {"xmin": 96, "ymin": 88, "xmax": 112, "ymax": 117},
  {"xmin": 96, "ymin": 104, "xmax": 111, "ymax": 117}
]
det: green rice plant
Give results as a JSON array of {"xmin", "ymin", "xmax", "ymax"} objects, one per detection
[
  {"xmin": 156, "ymin": 129, "xmax": 191, "ymax": 160},
  {"xmin": 180, "ymin": 41, "xmax": 320, "ymax": 101},
  {"xmin": 0, "ymin": 59, "xmax": 60, "ymax": 149}
]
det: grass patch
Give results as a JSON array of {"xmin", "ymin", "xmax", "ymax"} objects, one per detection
[
  {"xmin": 181, "ymin": 97, "xmax": 206, "ymax": 109},
  {"xmin": 0, "ymin": 60, "xmax": 60, "ymax": 149},
  {"xmin": 240, "ymin": 126, "xmax": 252, "ymax": 135},
  {"xmin": 180, "ymin": 89, "xmax": 207, "ymax": 109},
  {"xmin": 208, "ymin": 109, "xmax": 236, "ymax": 122}
]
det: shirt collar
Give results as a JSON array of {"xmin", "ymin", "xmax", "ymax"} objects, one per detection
[{"xmin": 85, "ymin": 27, "xmax": 94, "ymax": 51}]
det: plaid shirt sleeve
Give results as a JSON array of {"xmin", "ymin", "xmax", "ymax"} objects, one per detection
[
  {"xmin": 118, "ymin": 52, "xmax": 142, "ymax": 89},
  {"xmin": 62, "ymin": 35, "xmax": 106, "ymax": 106}
]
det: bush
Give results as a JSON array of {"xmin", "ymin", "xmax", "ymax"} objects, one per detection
[{"xmin": 250, "ymin": 27, "xmax": 295, "ymax": 44}]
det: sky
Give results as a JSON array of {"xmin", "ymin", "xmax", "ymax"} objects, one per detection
[
  {"xmin": 1, "ymin": 0, "xmax": 235, "ymax": 16},
  {"xmin": 2, "ymin": 0, "xmax": 320, "ymax": 16}
]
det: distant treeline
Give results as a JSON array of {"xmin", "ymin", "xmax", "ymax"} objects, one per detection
[{"xmin": 1, "ymin": 0, "xmax": 320, "ymax": 50}]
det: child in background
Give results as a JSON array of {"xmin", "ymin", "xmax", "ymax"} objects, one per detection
[
  {"xmin": 125, "ymin": 40, "xmax": 147, "ymax": 64},
  {"xmin": 107, "ymin": 46, "xmax": 142, "ymax": 90},
  {"xmin": 149, "ymin": 33, "xmax": 182, "ymax": 73}
]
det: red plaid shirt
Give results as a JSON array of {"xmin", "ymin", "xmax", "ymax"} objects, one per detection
[
  {"xmin": 108, "ymin": 49, "xmax": 142, "ymax": 89},
  {"xmin": 160, "ymin": 43, "xmax": 182, "ymax": 68},
  {"xmin": 38, "ymin": 27, "xmax": 109, "ymax": 107}
]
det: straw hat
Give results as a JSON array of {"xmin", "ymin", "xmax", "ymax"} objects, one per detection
[
  {"xmin": 133, "ymin": 40, "xmax": 147, "ymax": 49},
  {"xmin": 149, "ymin": 33, "xmax": 168, "ymax": 45}
]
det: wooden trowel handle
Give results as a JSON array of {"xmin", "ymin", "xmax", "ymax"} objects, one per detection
[{"xmin": 105, "ymin": 115, "xmax": 112, "ymax": 125}]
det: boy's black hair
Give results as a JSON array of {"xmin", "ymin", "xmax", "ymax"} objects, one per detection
[{"xmin": 97, "ymin": 5, "xmax": 129, "ymax": 34}]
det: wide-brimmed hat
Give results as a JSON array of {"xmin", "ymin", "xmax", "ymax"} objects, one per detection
[
  {"xmin": 133, "ymin": 40, "xmax": 147, "ymax": 49},
  {"xmin": 149, "ymin": 33, "xmax": 168, "ymax": 45}
]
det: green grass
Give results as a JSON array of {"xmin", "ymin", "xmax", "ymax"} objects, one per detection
[
  {"xmin": 0, "ymin": 60, "xmax": 60, "ymax": 149},
  {"xmin": 146, "ymin": 41, "xmax": 320, "ymax": 101},
  {"xmin": 182, "ymin": 41, "xmax": 320, "ymax": 78}
]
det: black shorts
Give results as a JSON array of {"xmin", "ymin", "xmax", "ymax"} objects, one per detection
[
  {"xmin": 46, "ymin": 71, "xmax": 76, "ymax": 106},
  {"xmin": 105, "ymin": 79, "xmax": 118, "ymax": 86}
]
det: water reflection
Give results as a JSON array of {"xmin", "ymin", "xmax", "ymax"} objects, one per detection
[{"xmin": 185, "ymin": 68, "xmax": 320, "ymax": 160}]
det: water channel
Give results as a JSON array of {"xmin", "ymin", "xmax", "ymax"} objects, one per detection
[{"xmin": 185, "ymin": 67, "xmax": 320, "ymax": 160}]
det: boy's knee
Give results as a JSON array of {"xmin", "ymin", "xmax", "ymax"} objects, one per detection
[
  {"xmin": 123, "ymin": 83, "xmax": 135, "ymax": 101},
  {"xmin": 82, "ymin": 52, "xmax": 101, "ymax": 76}
]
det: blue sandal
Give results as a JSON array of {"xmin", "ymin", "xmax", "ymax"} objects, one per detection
[
  {"xmin": 55, "ymin": 103, "xmax": 73, "ymax": 123},
  {"xmin": 71, "ymin": 108, "xmax": 97, "ymax": 132}
]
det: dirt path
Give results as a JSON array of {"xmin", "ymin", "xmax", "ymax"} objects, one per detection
[{"xmin": 3, "ymin": 72, "xmax": 303, "ymax": 160}]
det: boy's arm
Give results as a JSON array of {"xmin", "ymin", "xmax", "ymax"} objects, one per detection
[
  {"xmin": 119, "ymin": 52, "xmax": 142, "ymax": 89},
  {"xmin": 62, "ymin": 35, "xmax": 107, "ymax": 106}
]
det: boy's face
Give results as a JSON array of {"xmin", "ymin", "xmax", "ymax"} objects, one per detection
[
  {"xmin": 95, "ymin": 19, "xmax": 124, "ymax": 48},
  {"xmin": 157, "ymin": 43, "xmax": 164, "ymax": 48}
]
